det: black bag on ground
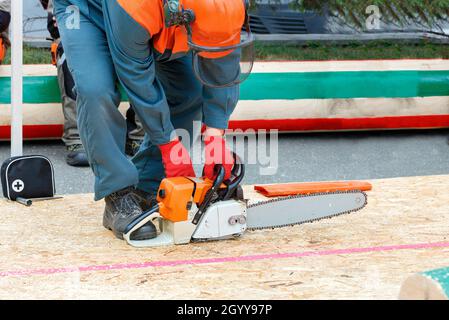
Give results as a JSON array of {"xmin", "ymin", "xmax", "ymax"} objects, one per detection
[{"xmin": 1, "ymin": 155, "xmax": 55, "ymax": 201}]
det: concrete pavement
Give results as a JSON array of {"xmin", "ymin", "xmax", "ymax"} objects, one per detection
[{"xmin": 1, "ymin": 129, "xmax": 449, "ymax": 197}]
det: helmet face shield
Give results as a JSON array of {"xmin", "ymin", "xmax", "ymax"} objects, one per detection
[{"xmin": 190, "ymin": 30, "xmax": 255, "ymax": 88}]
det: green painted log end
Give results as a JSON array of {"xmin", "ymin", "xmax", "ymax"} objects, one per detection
[
  {"xmin": 399, "ymin": 267, "xmax": 449, "ymax": 300},
  {"xmin": 2, "ymin": 71, "xmax": 449, "ymax": 104}
]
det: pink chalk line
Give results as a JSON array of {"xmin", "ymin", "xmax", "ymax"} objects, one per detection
[{"xmin": 1, "ymin": 241, "xmax": 449, "ymax": 278}]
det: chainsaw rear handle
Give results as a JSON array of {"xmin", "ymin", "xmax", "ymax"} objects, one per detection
[{"xmin": 123, "ymin": 204, "xmax": 161, "ymax": 239}]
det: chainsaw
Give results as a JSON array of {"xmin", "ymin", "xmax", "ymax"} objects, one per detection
[{"xmin": 123, "ymin": 155, "xmax": 371, "ymax": 248}]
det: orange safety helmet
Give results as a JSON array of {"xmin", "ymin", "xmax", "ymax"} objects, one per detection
[{"xmin": 163, "ymin": 0, "xmax": 255, "ymax": 88}]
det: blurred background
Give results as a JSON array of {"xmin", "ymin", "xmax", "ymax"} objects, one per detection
[
  {"xmin": 2, "ymin": 0, "xmax": 449, "ymax": 195},
  {"xmin": 21, "ymin": 0, "xmax": 449, "ymax": 45}
]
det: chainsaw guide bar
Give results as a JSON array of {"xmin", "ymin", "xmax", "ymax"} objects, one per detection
[{"xmin": 246, "ymin": 190, "xmax": 368, "ymax": 231}]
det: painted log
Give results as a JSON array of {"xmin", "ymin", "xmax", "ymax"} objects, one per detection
[
  {"xmin": 1, "ymin": 59, "xmax": 449, "ymax": 140},
  {"xmin": 399, "ymin": 267, "xmax": 449, "ymax": 300}
]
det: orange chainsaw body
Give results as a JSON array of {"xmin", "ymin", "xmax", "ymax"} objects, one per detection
[{"xmin": 156, "ymin": 177, "xmax": 219, "ymax": 223}]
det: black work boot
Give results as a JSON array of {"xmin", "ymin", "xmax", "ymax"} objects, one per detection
[
  {"xmin": 103, "ymin": 187, "xmax": 157, "ymax": 241},
  {"xmin": 125, "ymin": 138, "xmax": 143, "ymax": 157},
  {"xmin": 132, "ymin": 188, "xmax": 158, "ymax": 211},
  {"xmin": 66, "ymin": 144, "xmax": 90, "ymax": 167}
]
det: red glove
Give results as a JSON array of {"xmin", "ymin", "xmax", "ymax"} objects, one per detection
[
  {"xmin": 204, "ymin": 136, "xmax": 234, "ymax": 181},
  {"xmin": 159, "ymin": 139, "xmax": 195, "ymax": 178}
]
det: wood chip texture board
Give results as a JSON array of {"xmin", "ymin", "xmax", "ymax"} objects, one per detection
[{"xmin": 1, "ymin": 174, "xmax": 449, "ymax": 300}]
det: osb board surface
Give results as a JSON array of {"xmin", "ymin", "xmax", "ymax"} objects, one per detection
[{"xmin": 1, "ymin": 175, "xmax": 449, "ymax": 300}]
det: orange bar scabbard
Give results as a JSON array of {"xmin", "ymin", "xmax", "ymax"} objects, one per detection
[{"xmin": 254, "ymin": 181, "xmax": 373, "ymax": 197}]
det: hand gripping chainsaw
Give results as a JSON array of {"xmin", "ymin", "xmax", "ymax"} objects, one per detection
[{"xmin": 123, "ymin": 156, "xmax": 371, "ymax": 248}]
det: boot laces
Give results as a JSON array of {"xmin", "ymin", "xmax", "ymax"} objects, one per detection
[
  {"xmin": 110, "ymin": 188, "xmax": 143, "ymax": 219},
  {"xmin": 67, "ymin": 144, "xmax": 85, "ymax": 153}
]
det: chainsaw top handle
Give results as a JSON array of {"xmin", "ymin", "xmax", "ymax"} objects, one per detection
[
  {"xmin": 221, "ymin": 153, "xmax": 245, "ymax": 201},
  {"xmin": 192, "ymin": 153, "xmax": 245, "ymax": 225},
  {"xmin": 192, "ymin": 166, "xmax": 225, "ymax": 225},
  {"xmin": 203, "ymin": 152, "xmax": 245, "ymax": 202}
]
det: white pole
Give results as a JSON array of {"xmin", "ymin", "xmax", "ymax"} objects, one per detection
[{"xmin": 11, "ymin": 0, "xmax": 23, "ymax": 157}]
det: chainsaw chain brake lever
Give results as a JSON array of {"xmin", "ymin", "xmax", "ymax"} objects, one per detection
[{"xmin": 192, "ymin": 166, "xmax": 226, "ymax": 225}]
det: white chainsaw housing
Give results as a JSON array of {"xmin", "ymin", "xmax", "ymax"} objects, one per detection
[{"xmin": 192, "ymin": 200, "xmax": 247, "ymax": 241}]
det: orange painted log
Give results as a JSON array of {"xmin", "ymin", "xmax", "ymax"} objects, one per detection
[{"xmin": 254, "ymin": 181, "xmax": 373, "ymax": 198}]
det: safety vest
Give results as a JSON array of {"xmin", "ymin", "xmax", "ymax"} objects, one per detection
[
  {"xmin": 117, "ymin": 0, "xmax": 189, "ymax": 61},
  {"xmin": 0, "ymin": 37, "xmax": 5, "ymax": 64}
]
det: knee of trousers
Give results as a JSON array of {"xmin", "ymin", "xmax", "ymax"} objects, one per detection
[{"xmin": 74, "ymin": 80, "xmax": 126, "ymax": 155}]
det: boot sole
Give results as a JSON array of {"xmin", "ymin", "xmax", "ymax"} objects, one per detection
[{"xmin": 66, "ymin": 157, "xmax": 90, "ymax": 167}]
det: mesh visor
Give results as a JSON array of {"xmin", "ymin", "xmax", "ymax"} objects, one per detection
[{"xmin": 190, "ymin": 31, "xmax": 255, "ymax": 88}]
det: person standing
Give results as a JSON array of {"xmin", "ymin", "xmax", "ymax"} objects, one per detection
[
  {"xmin": 43, "ymin": 0, "xmax": 145, "ymax": 161},
  {"xmin": 40, "ymin": 0, "xmax": 90, "ymax": 166},
  {"xmin": 125, "ymin": 107, "xmax": 145, "ymax": 157}
]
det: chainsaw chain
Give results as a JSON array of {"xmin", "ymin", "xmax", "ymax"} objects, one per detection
[{"xmin": 246, "ymin": 190, "xmax": 368, "ymax": 231}]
